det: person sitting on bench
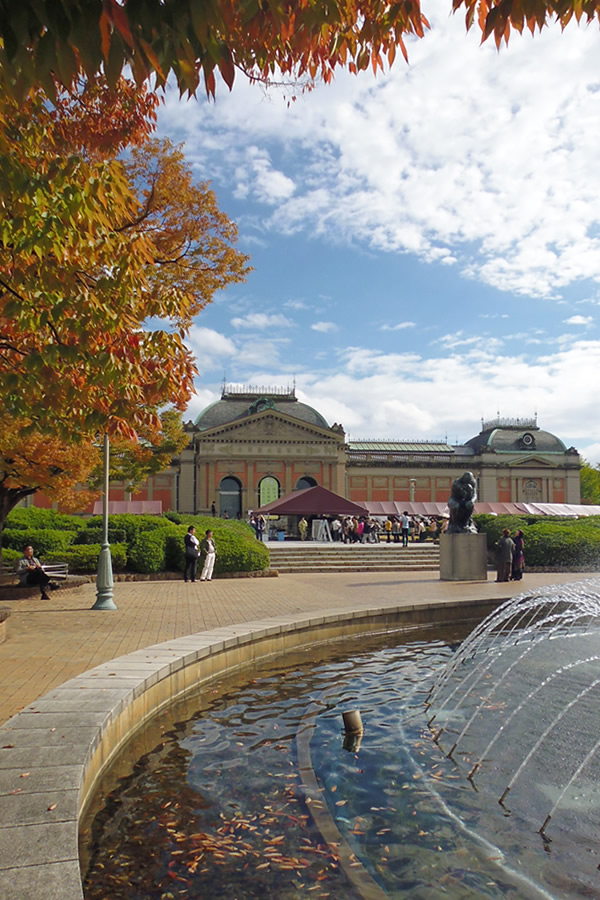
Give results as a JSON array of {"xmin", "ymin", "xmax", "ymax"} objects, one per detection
[{"xmin": 17, "ymin": 545, "xmax": 53, "ymax": 600}]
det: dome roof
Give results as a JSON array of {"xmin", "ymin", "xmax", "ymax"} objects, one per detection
[
  {"xmin": 466, "ymin": 421, "xmax": 566, "ymax": 454},
  {"xmin": 194, "ymin": 388, "xmax": 331, "ymax": 431}
]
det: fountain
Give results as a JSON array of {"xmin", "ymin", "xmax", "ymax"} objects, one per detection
[
  {"xmin": 426, "ymin": 578, "xmax": 600, "ymax": 845},
  {"xmin": 81, "ymin": 580, "xmax": 600, "ymax": 899}
]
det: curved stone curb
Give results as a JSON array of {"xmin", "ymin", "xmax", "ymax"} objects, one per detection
[{"xmin": 0, "ymin": 595, "xmax": 502, "ymax": 900}]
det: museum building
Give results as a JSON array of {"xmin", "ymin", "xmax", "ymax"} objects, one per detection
[{"xmin": 144, "ymin": 385, "xmax": 581, "ymax": 518}]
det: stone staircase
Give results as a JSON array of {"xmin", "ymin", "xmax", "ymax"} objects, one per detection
[{"xmin": 267, "ymin": 542, "xmax": 440, "ymax": 574}]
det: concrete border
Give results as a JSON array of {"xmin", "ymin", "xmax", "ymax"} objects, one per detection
[{"xmin": 0, "ymin": 595, "xmax": 504, "ymax": 900}]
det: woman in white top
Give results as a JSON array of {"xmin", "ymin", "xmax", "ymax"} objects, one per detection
[{"xmin": 199, "ymin": 529, "xmax": 217, "ymax": 582}]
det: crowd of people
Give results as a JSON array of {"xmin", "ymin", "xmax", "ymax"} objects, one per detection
[{"xmin": 298, "ymin": 514, "xmax": 450, "ymax": 544}]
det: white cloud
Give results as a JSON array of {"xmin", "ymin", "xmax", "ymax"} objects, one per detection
[
  {"xmin": 231, "ymin": 313, "xmax": 294, "ymax": 329},
  {"xmin": 186, "ymin": 326, "xmax": 236, "ymax": 359},
  {"xmin": 311, "ymin": 321, "xmax": 338, "ymax": 333},
  {"xmin": 160, "ymin": 4, "xmax": 600, "ymax": 300},
  {"xmin": 231, "ymin": 336, "xmax": 292, "ymax": 369},
  {"xmin": 564, "ymin": 315, "xmax": 593, "ymax": 325},
  {"xmin": 380, "ymin": 321, "xmax": 416, "ymax": 331},
  {"xmin": 284, "ymin": 299, "xmax": 311, "ymax": 311}
]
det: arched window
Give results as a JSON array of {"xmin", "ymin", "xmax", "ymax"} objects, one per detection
[
  {"xmin": 523, "ymin": 479, "xmax": 542, "ymax": 502},
  {"xmin": 258, "ymin": 476, "xmax": 280, "ymax": 507},
  {"xmin": 219, "ymin": 476, "xmax": 242, "ymax": 519},
  {"xmin": 295, "ymin": 476, "xmax": 317, "ymax": 491}
]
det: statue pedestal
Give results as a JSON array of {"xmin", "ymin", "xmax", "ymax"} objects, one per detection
[{"xmin": 440, "ymin": 533, "xmax": 488, "ymax": 582}]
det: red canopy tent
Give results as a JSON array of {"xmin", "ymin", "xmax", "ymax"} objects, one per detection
[{"xmin": 255, "ymin": 485, "xmax": 368, "ymax": 517}]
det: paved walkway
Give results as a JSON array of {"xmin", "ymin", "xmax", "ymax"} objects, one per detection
[{"xmin": 0, "ymin": 569, "xmax": 597, "ymax": 726}]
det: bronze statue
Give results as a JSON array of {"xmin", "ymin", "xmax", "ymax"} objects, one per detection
[{"xmin": 447, "ymin": 471, "xmax": 478, "ymax": 534}]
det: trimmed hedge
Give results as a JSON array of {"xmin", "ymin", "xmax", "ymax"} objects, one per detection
[
  {"xmin": 2, "ymin": 509, "xmax": 269, "ymax": 575},
  {"xmin": 474, "ymin": 514, "xmax": 600, "ymax": 569},
  {"xmin": 45, "ymin": 543, "xmax": 128, "ymax": 573},
  {"xmin": 165, "ymin": 522, "xmax": 269, "ymax": 575},
  {"xmin": 2, "ymin": 527, "xmax": 78, "ymax": 556},
  {"xmin": 4, "ymin": 508, "xmax": 82, "ymax": 531},
  {"xmin": 127, "ymin": 527, "xmax": 172, "ymax": 574},
  {"xmin": 1, "ymin": 547, "xmax": 20, "ymax": 565},
  {"xmin": 73, "ymin": 525, "xmax": 129, "ymax": 545},
  {"xmin": 83, "ymin": 513, "xmax": 171, "ymax": 546}
]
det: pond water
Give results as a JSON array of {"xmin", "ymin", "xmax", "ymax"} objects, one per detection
[{"xmin": 80, "ymin": 618, "xmax": 600, "ymax": 900}]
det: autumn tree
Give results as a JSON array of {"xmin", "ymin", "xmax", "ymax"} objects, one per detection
[
  {"xmin": 0, "ymin": 414, "xmax": 100, "ymax": 533},
  {"xmin": 0, "ymin": 78, "xmax": 249, "ymax": 532},
  {"xmin": 91, "ymin": 410, "xmax": 188, "ymax": 496},
  {"xmin": 0, "ymin": 0, "xmax": 591, "ymax": 103},
  {"xmin": 0, "ymin": 0, "xmax": 429, "ymax": 101}
]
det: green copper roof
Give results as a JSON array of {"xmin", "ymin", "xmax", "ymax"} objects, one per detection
[
  {"xmin": 195, "ymin": 392, "xmax": 330, "ymax": 431},
  {"xmin": 348, "ymin": 441, "xmax": 454, "ymax": 453}
]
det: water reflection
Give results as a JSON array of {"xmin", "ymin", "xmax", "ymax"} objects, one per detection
[{"xmin": 82, "ymin": 614, "xmax": 599, "ymax": 900}]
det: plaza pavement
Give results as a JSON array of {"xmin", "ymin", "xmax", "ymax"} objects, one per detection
[{"xmin": 1, "ymin": 566, "xmax": 597, "ymax": 726}]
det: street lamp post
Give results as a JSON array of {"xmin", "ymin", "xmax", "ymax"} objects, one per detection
[{"xmin": 92, "ymin": 432, "xmax": 117, "ymax": 610}]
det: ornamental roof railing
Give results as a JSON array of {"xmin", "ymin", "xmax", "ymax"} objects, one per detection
[
  {"xmin": 481, "ymin": 415, "xmax": 538, "ymax": 432},
  {"xmin": 222, "ymin": 383, "xmax": 296, "ymax": 398}
]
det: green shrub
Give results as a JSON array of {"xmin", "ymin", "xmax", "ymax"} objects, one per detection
[
  {"xmin": 73, "ymin": 525, "xmax": 129, "ymax": 545},
  {"xmin": 45, "ymin": 543, "xmax": 128, "ymax": 573},
  {"xmin": 164, "ymin": 522, "xmax": 269, "ymax": 575},
  {"xmin": 212, "ymin": 528, "xmax": 269, "ymax": 574},
  {"xmin": 163, "ymin": 510, "xmax": 183, "ymax": 525},
  {"xmin": 84, "ymin": 513, "xmax": 176, "ymax": 547},
  {"xmin": 4, "ymin": 508, "xmax": 82, "ymax": 531},
  {"xmin": 127, "ymin": 527, "xmax": 173, "ymax": 574},
  {"xmin": 0, "ymin": 547, "xmax": 21, "ymax": 565},
  {"xmin": 2, "ymin": 527, "xmax": 77, "ymax": 556},
  {"xmin": 473, "ymin": 515, "xmax": 529, "ymax": 549},
  {"xmin": 523, "ymin": 523, "xmax": 600, "ymax": 568},
  {"xmin": 475, "ymin": 514, "xmax": 600, "ymax": 568}
]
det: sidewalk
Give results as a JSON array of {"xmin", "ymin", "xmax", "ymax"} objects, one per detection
[{"xmin": 0, "ymin": 569, "xmax": 596, "ymax": 725}]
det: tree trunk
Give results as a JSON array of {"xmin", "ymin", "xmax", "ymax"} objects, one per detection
[{"xmin": 0, "ymin": 485, "xmax": 38, "ymax": 565}]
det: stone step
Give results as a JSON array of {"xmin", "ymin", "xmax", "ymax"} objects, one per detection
[
  {"xmin": 267, "ymin": 543, "xmax": 440, "ymax": 574},
  {"xmin": 269, "ymin": 551, "xmax": 440, "ymax": 561},
  {"xmin": 272, "ymin": 563, "xmax": 440, "ymax": 573},
  {"xmin": 268, "ymin": 546, "xmax": 440, "ymax": 553}
]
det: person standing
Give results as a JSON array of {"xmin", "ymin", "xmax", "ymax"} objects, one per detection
[
  {"xmin": 384, "ymin": 518, "xmax": 392, "ymax": 543},
  {"xmin": 512, "ymin": 530, "xmax": 525, "ymax": 580},
  {"xmin": 17, "ymin": 545, "xmax": 52, "ymax": 599},
  {"xmin": 256, "ymin": 515, "xmax": 265, "ymax": 541},
  {"xmin": 199, "ymin": 529, "xmax": 217, "ymax": 582},
  {"xmin": 298, "ymin": 516, "xmax": 308, "ymax": 540},
  {"xmin": 495, "ymin": 528, "xmax": 515, "ymax": 583},
  {"xmin": 401, "ymin": 511, "xmax": 410, "ymax": 547},
  {"xmin": 183, "ymin": 526, "xmax": 199, "ymax": 582},
  {"xmin": 391, "ymin": 517, "xmax": 400, "ymax": 543},
  {"xmin": 211, "ymin": 501, "xmax": 216, "ymax": 517}
]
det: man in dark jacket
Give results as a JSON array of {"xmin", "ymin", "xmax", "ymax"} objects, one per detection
[
  {"xmin": 495, "ymin": 528, "xmax": 515, "ymax": 582},
  {"xmin": 183, "ymin": 526, "xmax": 199, "ymax": 582}
]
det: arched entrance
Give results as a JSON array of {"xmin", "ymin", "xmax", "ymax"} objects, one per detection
[
  {"xmin": 523, "ymin": 479, "xmax": 542, "ymax": 502},
  {"xmin": 295, "ymin": 476, "xmax": 317, "ymax": 491},
  {"xmin": 258, "ymin": 476, "xmax": 280, "ymax": 507},
  {"xmin": 219, "ymin": 476, "xmax": 242, "ymax": 519}
]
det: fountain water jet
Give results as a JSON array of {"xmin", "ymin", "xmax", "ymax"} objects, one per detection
[{"xmin": 426, "ymin": 578, "xmax": 600, "ymax": 843}]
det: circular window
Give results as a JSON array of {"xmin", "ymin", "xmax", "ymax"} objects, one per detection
[{"xmin": 522, "ymin": 433, "xmax": 534, "ymax": 447}]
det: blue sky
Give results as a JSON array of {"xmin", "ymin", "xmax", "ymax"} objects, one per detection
[{"xmin": 155, "ymin": 0, "xmax": 600, "ymax": 461}]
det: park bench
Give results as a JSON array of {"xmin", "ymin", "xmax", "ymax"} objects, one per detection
[{"xmin": 0, "ymin": 560, "xmax": 69, "ymax": 593}]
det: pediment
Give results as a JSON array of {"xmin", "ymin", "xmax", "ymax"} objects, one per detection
[
  {"xmin": 194, "ymin": 410, "xmax": 342, "ymax": 443},
  {"xmin": 509, "ymin": 454, "xmax": 556, "ymax": 467}
]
